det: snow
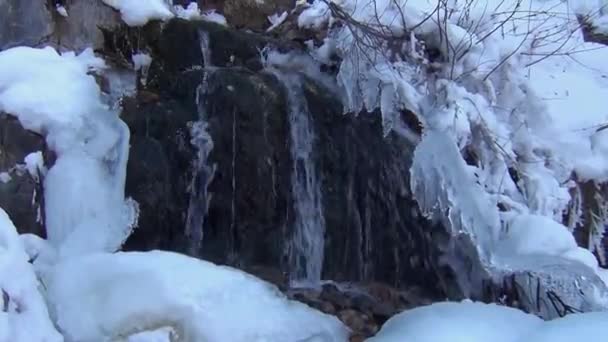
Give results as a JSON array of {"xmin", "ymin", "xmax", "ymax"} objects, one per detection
[
  {"xmin": 0, "ymin": 173, "xmax": 10, "ymax": 184},
  {"xmin": 23, "ymin": 151, "xmax": 45, "ymax": 180},
  {"xmin": 101, "ymin": 0, "xmax": 174, "ymax": 26},
  {"xmin": 126, "ymin": 328, "xmax": 173, "ymax": 342},
  {"xmin": 267, "ymin": 11, "xmax": 288, "ymax": 32},
  {"xmin": 173, "ymin": 2, "xmax": 201, "ymax": 20},
  {"xmin": 45, "ymin": 250, "xmax": 348, "ymax": 342},
  {"xmin": 132, "ymin": 53, "xmax": 152, "ymax": 85},
  {"xmin": 56, "ymin": 4, "xmax": 68, "ymax": 17},
  {"xmin": 0, "ymin": 47, "xmax": 105, "ymax": 140},
  {"xmin": 369, "ymin": 301, "xmax": 608, "ymax": 342},
  {"xmin": 0, "ymin": 208, "xmax": 62, "ymax": 342},
  {"xmin": 200, "ymin": 10, "xmax": 228, "ymax": 26},
  {"xmin": 132, "ymin": 53, "xmax": 152, "ymax": 71},
  {"xmin": 367, "ymin": 301, "xmax": 541, "ymax": 342},
  {"xmin": 173, "ymin": 3, "xmax": 228, "ymax": 26},
  {"xmin": 496, "ymin": 214, "xmax": 578, "ymax": 257},
  {"xmin": 298, "ymin": 1, "xmax": 331, "ymax": 30}
]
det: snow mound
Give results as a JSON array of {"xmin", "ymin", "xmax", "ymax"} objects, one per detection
[
  {"xmin": 102, "ymin": 0, "xmax": 174, "ymax": 26},
  {"xmin": 0, "ymin": 208, "xmax": 62, "ymax": 342},
  {"xmin": 45, "ymin": 250, "xmax": 348, "ymax": 342},
  {"xmin": 497, "ymin": 215, "xmax": 578, "ymax": 257},
  {"xmin": 368, "ymin": 301, "xmax": 608, "ymax": 342},
  {"xmin": 367, "ymin": 301, "xmax": 541, "ymax": 342}
]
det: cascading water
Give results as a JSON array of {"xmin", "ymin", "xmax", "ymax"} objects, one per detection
[
  {"xmin": 271, "ymin": 70, "xmax": 326, "ymax": 286},
  {"xmin": 184, "ymin": 74, "xmax": 216, "ymax": 256},
  {"xmin": 182, "ymin": 32, "xmax": 216, "ymax": 256}
]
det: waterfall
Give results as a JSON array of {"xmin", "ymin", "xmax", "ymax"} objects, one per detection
[
  {"xmin": 272, "ymin": 70, "xmax": 326, "ymax": 286},
  {"xmin": 184, "ymin": 75, "xmax": 216, "ymax": 256}
]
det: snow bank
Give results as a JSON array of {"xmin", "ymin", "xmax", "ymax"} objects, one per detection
[
  {"xmin": 102, "ymin": 0, "xmax": 174, "ymax": 26},
  {"xmin": 0, "ymin": 209, "xmax": 62, "ymax": 342},
  {"xmin": 369, "ymin": 301, "xmax": 608, "ymax": 342},
  {"xmin": 45, "ymin": 250, "xmax": 348, "ymax": 342}
]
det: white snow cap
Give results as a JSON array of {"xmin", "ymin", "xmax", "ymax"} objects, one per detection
[{"xmin": 102, "ymin": 0, "xmax": 174, "ymax": 26}]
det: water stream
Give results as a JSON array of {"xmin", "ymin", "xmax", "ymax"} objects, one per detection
[{"xmin": 272, "ymin": 70, "xmax": 326, "ymax": 286}]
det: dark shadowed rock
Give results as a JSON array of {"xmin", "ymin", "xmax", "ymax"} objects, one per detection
[
  {"xmin": 0, "ymin": 114, "xmax": 47, "ymax": 237},
  {"xmin": 121, "ymin": 89, "xmax": 199, "ymax": 253},
  {"xmin": 200, "ymin": 68, "xmax": 293, "ymax": 267},
  {"xmin": 300, "ymin": 77, "xmax": 454, "ymax": 295}
]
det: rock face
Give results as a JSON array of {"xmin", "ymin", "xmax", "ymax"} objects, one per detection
[
  {"xmin": 120, "ymin": 19, "xmax": 453, "ymax": 300},
  {"xmin": 0, "ymin": 0, "xmax": 53, "ymax": 49},
  {"xmin": 0, "ymin": 0, "xmax": 122, "ymax": 51}
]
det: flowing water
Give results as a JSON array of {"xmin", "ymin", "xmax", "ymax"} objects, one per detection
[{"xmin": 272, "ymin": 70, "xmax": 326, "ymax": 286}]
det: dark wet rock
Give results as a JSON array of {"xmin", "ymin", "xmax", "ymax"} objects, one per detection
[
  {"xmin": 578, "ymin": 14, "xmax": 608, "ymax": 46},
  {"xmin": 287, "ymin": 281, "xmax": 430, "ymax": 338},
  {"xmin": 143, "ymin": 19, "xmax": 300, "ymax": 89},
  {"xmin": 0, "ymin": 114, "xmax": 47, "ymax": 237},
  {"xmin": 200, "ymin": 68, "xmax": 293, "ymax": 268},
  {"xmin": 121, "ymin": 91, "xmax": 199, "ymax": 253},
  {"xmin": 301, "ymin": 77, "xmax": 454, "ymax": 295}
]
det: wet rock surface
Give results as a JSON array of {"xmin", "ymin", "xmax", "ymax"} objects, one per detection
[{"xmin": 285, "ymin": 282, "xmax": 434, "ymax": 339}]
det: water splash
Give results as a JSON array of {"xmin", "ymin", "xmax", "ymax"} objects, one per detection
[{"xmin": 271, "ymin": 70, "xmax": 326, "ymax": 286}]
